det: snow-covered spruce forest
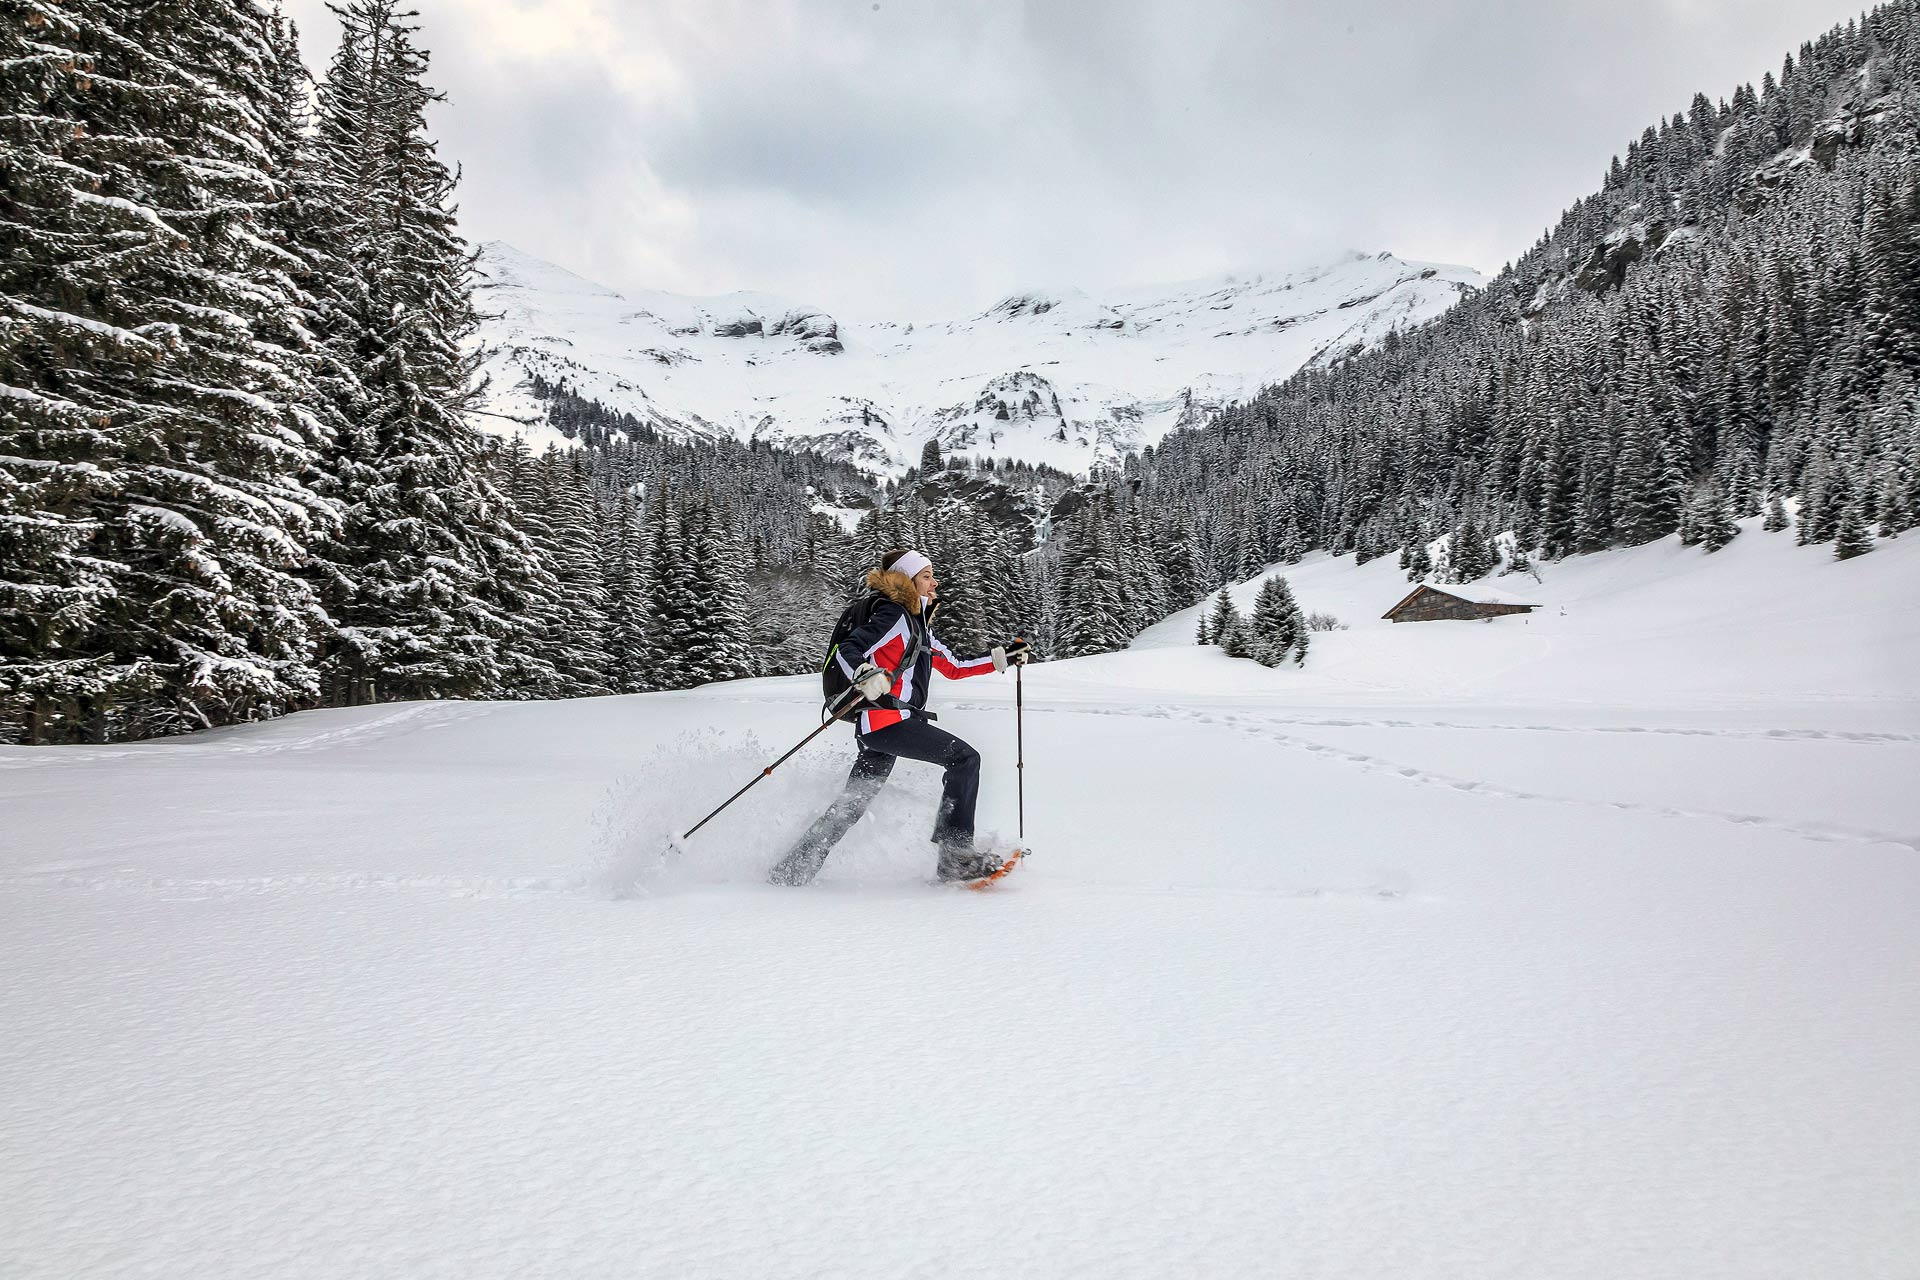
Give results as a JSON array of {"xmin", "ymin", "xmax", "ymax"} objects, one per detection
[
  {"xmin": 1136, "ymin": 7, "xmax": 1920, "ymax": 578},
  {"xmin": 5, "ymin": 2, "xmax": 1920, "ymax": 746}
]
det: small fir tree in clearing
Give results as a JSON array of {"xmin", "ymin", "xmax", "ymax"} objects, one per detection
[
  {"xmin": 1195, "ymin": 614, "xmax": 1212, "ymax": 646},
  {"xmin": 1249, "ymin": 575, "xmax": 1308, "ymax": 667},
  {"xmin": 1206, "ymin": 589, "xmax": 1240, "ymax": 650},
  {"xmin": 1403, "ymin": 541, "xmax": 1432, "ymax": 581},
  {"xmin": 1763, "ymin": 494, "xmax": 1791, "ymax": 532},
  {"xmin": 1220, "ymin": 612, "xmax": 1255, "ymax": 660},
  {"xmin": 1832, "ymin": 497, "xmax": 1874, "ymax": 561}
]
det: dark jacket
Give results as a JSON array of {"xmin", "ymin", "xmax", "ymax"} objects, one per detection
[{"xmin": 836, "ymin": 568, "xmax": 996, "ymax": 734}]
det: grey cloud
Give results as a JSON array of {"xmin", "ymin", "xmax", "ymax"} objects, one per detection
[{"xmin": 283, "ymin": 0, "xmax": 1870, "ymax": 315}]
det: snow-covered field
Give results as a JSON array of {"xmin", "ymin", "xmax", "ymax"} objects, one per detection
[{"xmin": 6, "ymin": 523, "xmax": 1919, "ymax": 1279}]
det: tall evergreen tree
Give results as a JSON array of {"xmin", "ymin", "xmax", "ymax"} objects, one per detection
[
  {"xmin": 536, "ymin": 448, "xmax": 612, "ymax": 696},
  {"xmin": 308, "ymin": 0, "xmax": 544, "ymax": 703}
]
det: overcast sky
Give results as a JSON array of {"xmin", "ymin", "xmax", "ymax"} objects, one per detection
[{"xmin": 282, "ymin": 0, "xmax": 1865, "ymax": 319}]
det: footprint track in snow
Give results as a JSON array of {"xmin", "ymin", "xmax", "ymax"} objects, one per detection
[
  {"xmin": 942, "ymin": 699, "xmax": 1920, "ymax": 745},
  {"xmin": 1030, "ymin": 703, "xmax": 1920, "ymax": 854}
]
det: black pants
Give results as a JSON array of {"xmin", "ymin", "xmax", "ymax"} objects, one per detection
[{"xmin": 768, "ymin": 717, "xmax": 981, "ymax": 886}]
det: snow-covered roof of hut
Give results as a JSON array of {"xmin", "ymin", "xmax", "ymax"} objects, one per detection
[{"xmin": 1448, "ymin": 581, "xmax": 1542, "ymax": 606}]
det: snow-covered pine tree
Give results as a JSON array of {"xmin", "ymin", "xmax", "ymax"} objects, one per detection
[
  {"xmin": 1, "ymin": 0, "xmax": 129, "ymax": 741},
  {"xmin": 1248, "ymin": 574, "xmax": 1308, "ymax": 667},
  {"xmin": 1448, "ymin": 514, "xmax": 1495, "ymax": 583},
  {"xmin": 927, "ymin": 505, "xmax": 985, "ymax": 653},
  {"xmin": 1832, "ymin": 495, "xmax": 1874, "ymax": 559},
  {"xmin": 1119, "ymin": 502, "xmax": 1170, "ymax": 635},
  {"xmin": 682, "ymin": 500, "xmax": 756, "ymax": 684},
  {"xmin": 1698, "ymin": 475, "xmax": 1740, "ymax": 551},
  {"xmin": 308, "ymin": 0, "xmax": 543, "ymax": 703},
  {"xmin": 261, "ymin": 6, "xmax": 381, "ymax": 704},
  {"xmin": 23, "ymin": 0, "xmax": 340, "ymax": 739},
  {"xmin": 1205, "ymin": 588, "xmax": 1241, "ymax": 652},
  {"xmin": 975, "ymin": 520, "xmax": 1026, "ymax": 648},
  {"xmin": 1219, "ymin": 607, "xmax": 1255, "ymax": 660},
  {"xmin": 602, "ymin": 486, "xmax": 649, "ymax": 693},
  {"xmin": 533, "ymin": 448, "xmax": 611, "ymax": 696},
  {"xmin": 1057, "ymin": 504, "xmax": 1131, "ymax": 658},
  {"xmin": 488, "ymin": 437, "xmax": 567, "ymax": 698}
]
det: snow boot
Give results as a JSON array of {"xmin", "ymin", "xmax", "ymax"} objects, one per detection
[{"xmin": 935, "ymin": 843, "xmax": 1003, "ymax": 883}]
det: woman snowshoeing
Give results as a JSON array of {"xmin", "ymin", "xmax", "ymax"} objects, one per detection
[{"xmin": 769, "ymin": 548, "xmax": 1029, "ymax": 886}]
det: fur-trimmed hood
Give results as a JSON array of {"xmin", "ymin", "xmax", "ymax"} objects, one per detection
[{"xmin": 865, "ymin": 568, "xmax": 923, "ymax": 614}]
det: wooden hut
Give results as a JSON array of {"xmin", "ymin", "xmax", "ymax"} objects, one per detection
[{"xmin": 1382, "ymin": 584, "xmax": 1539, "ymax": 624}]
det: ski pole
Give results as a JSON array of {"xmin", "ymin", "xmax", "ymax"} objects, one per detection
[
  {"xmin": 1015, "ymin": 660, "xmax": 1025, "ymax": 843},
  {"xmin": 681, "ymin": 691, "xmax": 857, "ymax": 840}
]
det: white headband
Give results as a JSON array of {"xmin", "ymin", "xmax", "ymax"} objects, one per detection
[{"xmin": 889, "ymin": 550, "xmax": 931, "ymax": 580}]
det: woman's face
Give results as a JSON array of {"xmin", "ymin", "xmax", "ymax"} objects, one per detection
[{"xmin": 913, "ymin": 566, "xmax": 937, "ymax": 598}]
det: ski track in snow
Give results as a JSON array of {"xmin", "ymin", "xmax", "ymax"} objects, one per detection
[
  {"xmin": 0, "ymin": 870, "xmax": 583, "ymax": 898},
  {"xmin": 0, "ymin": 700, "xmax": 489, "ymax": 770},
  {"xmin": 1021, "ymin": 702, "xmax": 1920, "ymax": 854}
]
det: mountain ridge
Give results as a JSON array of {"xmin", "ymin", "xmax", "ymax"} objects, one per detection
[{"xmin": 467, "ymin": 241, "xmax": 1484, "ymax": 474}]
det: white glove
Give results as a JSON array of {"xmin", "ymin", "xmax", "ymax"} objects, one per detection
[{"xmin": 852, "ymin": 663, "xmax": 892, "ymax": 701}]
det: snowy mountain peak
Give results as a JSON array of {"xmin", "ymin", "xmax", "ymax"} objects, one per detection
[
  {"xmin": 981, "ymin": 287, "xmax": 1126, "ymax": 331},
  {"xmin": 468, "ymin": 243, "xmax": 1483, "ymax": 473}
]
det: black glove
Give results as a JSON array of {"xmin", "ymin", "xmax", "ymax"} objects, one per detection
[{"xmin": 991, "ymin": 638, "xmax": 1032, "ymax": 670}]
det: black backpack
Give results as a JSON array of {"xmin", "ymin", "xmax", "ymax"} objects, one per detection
[{"xmin": 820, "ymin": 593, "xmax": 919, "ymax": 713}]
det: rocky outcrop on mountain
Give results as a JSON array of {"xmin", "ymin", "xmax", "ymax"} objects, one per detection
[
  {"xmin": 1574, "ymin": 214, "xmax": 1673, "ymax": 293},
  {"xmin": 985, "ymin": 290, "xmax": 1126, "ymax": 330},
  {"xmin": 769, "ymin": 309, "xmax": 842, "ymax": 353},
  {"xmin": 906, "ymin": 469, "xmax": 1050, "ymax": 551}
]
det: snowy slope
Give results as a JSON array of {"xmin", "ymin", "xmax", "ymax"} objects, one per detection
[
  {"xmin": 1128, "ymin": 517, "xmax": 1920, "ymax": 708},
  {"xmin": 5, "ymin": 525, "xmax": 1918, "ymax": 1279},
  {"xmin": 468, "ymin": 241, "xmax": 1482, "ymax": 472}
]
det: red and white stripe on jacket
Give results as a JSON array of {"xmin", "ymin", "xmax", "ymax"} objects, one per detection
[{"xmin": 838, "ymin": 608, "xmax": 996, "ymax": 734}]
